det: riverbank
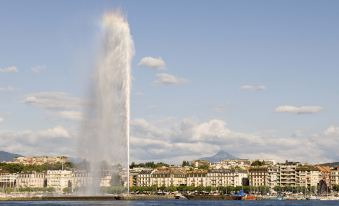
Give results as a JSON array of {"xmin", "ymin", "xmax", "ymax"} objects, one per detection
[{"xmin": 0, "ymin": 194, "xmax": 176, "ymax": 201}]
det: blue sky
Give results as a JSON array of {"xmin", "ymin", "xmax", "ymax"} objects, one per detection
[{"xmin": 0, "ymin": 0, "xmax": 339, "ymax": 163}]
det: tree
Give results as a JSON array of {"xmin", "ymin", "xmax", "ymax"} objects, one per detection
[
  {"xmin": 251, "ymin": 160, "xmax": 264, "ymax": 166},
  {"xmin": 182, "ymin": 161, "xmax": 190, "ymax": 167}
]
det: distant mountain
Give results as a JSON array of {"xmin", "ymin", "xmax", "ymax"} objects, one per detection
[
  {"xmin": 0, "ymin": 151, "xmax": 22, "ymax": 162},
  {"xmin": 200, "ymin": 151, "xmax": 238, "ymax": 162},
  {"xmin": 319, "ymin": 162, "xmax": 339, "ymax": 168}
]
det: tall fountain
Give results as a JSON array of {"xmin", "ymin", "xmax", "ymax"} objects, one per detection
[{"xmin": 79, "ymin": 11, "xmax": 133, "ymax": 195}]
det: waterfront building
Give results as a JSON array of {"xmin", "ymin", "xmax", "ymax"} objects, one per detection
[
  {"xmin": 151, "ymin": 168, "xmax": 187, "ymax": 187},
  {"xmin": 316, "ymin": 165, "xmax": 331, "ymax": 188},
  {"xmin": 267, "ymin": 166, "xmax": 278, "ymax": 188},
  {"xmin": 46, "ymin": 170, "xmax": 73, "ymax": 192},
  {"xmin": 296, "ymin": 165, "xmax": 320, "ymax": 189},
  {"xmin": 72, "ymin": 170, "xmax": 90, "ymax": 189},
  {"xmin": 249, "ymin": 167, "xmax": 268, "ymax": 187},
  {"xmin": 331, "ymin": 167, "xmax": 339, "ymax": 186},
  {"xmin": 186, "ymin": 169, "xmax": 208, "ymax": 187},
  {"xmin": 0, "ymin": 173, "xmax": 17, "ymax": 188},
  {"xmin": 16, "ymin": 172, "xmax": 46, "ymax": 188},
  {"xmin": 207, "ymin": 169, "xmax": 248, "ymax": 187},
  {"xmin": 277, "ymin": 161, "xmax": 300, "ymax": 187},
  {"xmin": 137, "ymin": 170, "xmax": 152, "ymax": 187}
]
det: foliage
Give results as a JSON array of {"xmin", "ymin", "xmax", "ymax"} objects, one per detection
[
  {"xmin": 101, "ymin": 186, "xmax": 126, "ymax": 194},
  {"xmin": 333, "ymin": 185, "xmax": 339, "ymax": 192},
  {"xmin": 182, "ymin": 161, "xmax": 191, "ymax": 167},
  {"xmin": 251, "ymin": 160, "xmax": 264, "ymax": 166},
  {"xmin": 0, "ymin": 162, "xmax": 74, "ymax": 173},
  {"xmin": 130, "ymin": 161, "xmax": 169, "ymax": 169},
  {"xmin": 198, "ymin": 165, "xmax": 209, "ymax": 170}
]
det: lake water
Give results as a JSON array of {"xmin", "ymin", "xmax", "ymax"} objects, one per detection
[{"xmin": 0, "ymin": 200, "xmax": 338, "ymax": 206}]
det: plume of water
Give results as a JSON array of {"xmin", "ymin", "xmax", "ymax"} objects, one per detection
[{"xmin": 79, "ymin": 11, "xmax": 133, "ymax": 195}]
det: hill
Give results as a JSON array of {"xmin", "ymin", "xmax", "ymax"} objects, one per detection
[
  {"xmin": 0, "ymin": 151, "xmax": 22, "ymax": 162},
  {"xmin": 319, "ymin": 162, "xmax": 339, "ymax": 168},
  {"xmin": 200, "ymin": 151, "xmax": 238, "ymax": 162}
]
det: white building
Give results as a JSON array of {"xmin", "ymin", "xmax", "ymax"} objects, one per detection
[
  {"xmin": 151, "ymin": 168, "xmax": 186, "ymax": 187},
  {"xmin": 0, "ymin": 173, "xmax": 17, "ymax": 188},
  {"xmin": 331, "ymin": 167, "xmax": 339, "ymax": 186},
  {"xmin": 16, "ymin": 172, "xmax": 46, "ymax": 188},
  {"xmin": 207, "ymin": 169, "xmax": 247, "ymax": 187},
  {"xmin": 296, "ymin": 165, "xmax": 320, "ymax": 189},
  {"xmin": 46, "ymin": 170, "xmax": 73, "ymax": 192},
  {"xmin": 137, "ymin": 170, "xmax": 152, "ymax": 187},
  {"xmin": 186, "ymin": 169, "xmax": 208, "ymax": 187}
]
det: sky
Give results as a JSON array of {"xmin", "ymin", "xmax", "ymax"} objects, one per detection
[{"xmin": 0, "ymin": 0, "xmax": 339, "ymax": 164}]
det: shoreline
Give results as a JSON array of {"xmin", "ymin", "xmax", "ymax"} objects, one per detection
[{"xmin": 0, "ymin": 194, "xmax": 176, "ymax": 201}]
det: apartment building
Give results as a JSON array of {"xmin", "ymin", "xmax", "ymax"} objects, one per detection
[
  {"xmin": 277, "ymin": 161, "xmax": 300, "ymax": 187},
  {"xmin": 46, "ymin": 170, "xmax": 73, "ymax": 192},
  {"xmin": 151, "ymin": 168, "xmax": 186, "ymax": 187},
  {"xmin": 296, "ymin": 165, "xmax": 320, "ymax": 188},
  {"xmin": 186, "ymin": 169, "xmax": 208, "ymax": 187},
  {"xmin": 0, "ymin": 173, "xmax": 17, "ymax": 188},
  {"xmin": 207, "ymin": 169, "xmax": 247, "ymax": 187},
  {"xmin": 249, "ymin": 167, "xmax": 268, "ymax": 187},
  {"xmin": 16, "ymin": 172, "xmax": 46, "ymax": 188},
  {"xmin": 331, "ymin": 167, "xmax": 339, "ymax": 186}
]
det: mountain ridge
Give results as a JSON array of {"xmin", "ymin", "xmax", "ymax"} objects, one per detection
[
  {"xmin": 200, "ymin": 150, "xmax": 238, "ymax": 162},
  {"xmin": 0, "ymin": 151, "xmax": 22, "ymax": 162}
]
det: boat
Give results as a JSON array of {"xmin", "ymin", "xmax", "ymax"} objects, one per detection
[{"xmin": 174, "ymin": 193, "xmax": 187, "ymax": 199}]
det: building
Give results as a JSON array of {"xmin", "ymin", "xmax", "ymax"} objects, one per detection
[
  {"xmin": 211, "ymin": 159, "xmax": 251, "ymax": 169},
  {"xmin": 72, "ymin": 170, "xmax": 90, "ymax": 190},
  {"xmin": 151, "ymin": 168, "xmax": 186, "ymax": 187},
  {"xmin": 267, "ymin": 166, "xmax": 278, "ymax": 188},
  {"xmin": 207, "ymin": 169, "xmax": 248, "ymax": 187},
  {"xmin": 249, "ymin": 167, "xmax": 268, "ymax": 187},
  {"xmin": 16, "ymin": 172, "xmax": 46, "ymax": 188},
  {"xmin": 137, "ymin": 170, "xmax": 152, "ymax": 187},
  {"xmin": 0, "ymin": 173, "xmax": 17, "ymax": 188},
  {"xmin": 192, "ymin": 160, "xmax": 210, "ymax": 168},
  {"xmin": 316, "ymin": 165, "xmax": 331, "ymax": 188},
  {"xmin": 331, "ymin": 167, "xmax": 339, "ymax": 186},
  {"xmin": 46, "ymin": 170, "xmax": 73, "ymax": 192},
  {"xmin": 186, "ymin": 169, "xmax": 208, "ymax": 187},
  {"xmin": 277, "ymin": 161, "xmax": 300, "ymax": 187},
  {"xmin": 13, "ymin": 156, "xmax": 68, "ymax": 165},
  {"xmin": 296, "ymin": 165, "xmax": 320, "ymax": 189}
]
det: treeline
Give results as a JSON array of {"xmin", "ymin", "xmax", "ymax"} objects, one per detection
[
  {"xmin": 130, "ymin": 162, "xmax": 169, "ymax": 169},
  {"xmin": 333, "ymin": 185, "xmax": 339, "ymax": 192},
  {"xmin": 130, "ymin": 185, "xmax": 271, "ymax": 195},
  {"xmin": 0, "ymin": 162, "xmax": 74, "ymax": 173},
  {"xmin": 0, "ymin": 187, "xmax": 55, "ymax": 194}
]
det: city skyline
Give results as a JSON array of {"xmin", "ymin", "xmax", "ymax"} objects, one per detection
[{"xmin": 1, "ymin": 0, "xmax": 339, "ymax": 163}]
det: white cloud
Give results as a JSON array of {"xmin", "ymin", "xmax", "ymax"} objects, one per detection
[
  {"xmin": 0, "ymin": 86, "xmax": 15, "ymax": 92},
  {"xmin": 130, "ymin": 118, "xmax": 339, "ymax": 163},
  {"xmin": 154, "ymin": 73, "xmax": 187, "ymax": 85},
  {"xmin": 0, "ymin": 126, "xmax": 74, "ymax": 156},
  {"xmin": 24, "ymin": 92, "xmax": 84, "ymax": 110},
  {"xmin": 0, "ymin": 117, "xmax": 3, "ymax": 123},
  {"xmin": 324, "ymin": 125, "xmax": 339, "ymax": 136},
  {"xmin": 275, "ymin": 105, "xmax": 323, "ymax": 114},
  {"xmin": 31, "ymin": 65, "xmax": 46, "ymax": 74},
  {"xmin": 57, "ymin": 111, "xmax": 83, "ymax": 121},
  {"xmin": 138, "ymin": 57, "xmax": 165, "ymax": 69},
  {"xmin": 240, "ymin": 84, "xmax": 266, "ymax": 91},
  {"xmin": 0, "ymin": 66, "xmax": 17, "ymax": 73},
  {"xmin": 38, "ymin": 126, "xmax": 71, "ymax": 138}
]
